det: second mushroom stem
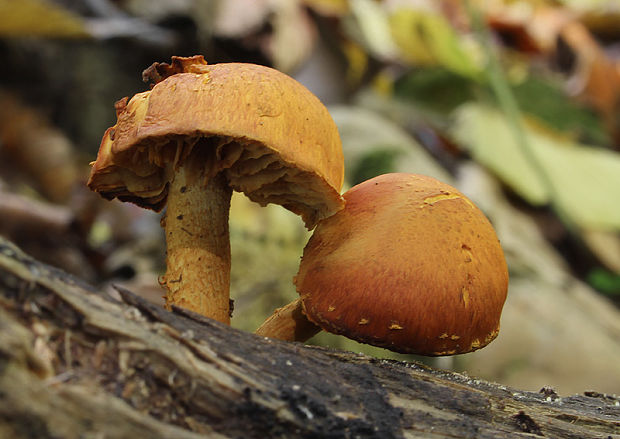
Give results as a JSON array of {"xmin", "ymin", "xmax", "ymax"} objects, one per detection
[
  {"xmin": 255, "ymin": 298, "xmax": 321, "ymax": 342},
  {"xmin": 161, "ymin": 164, "xmax": 233, "ymax": 324}
]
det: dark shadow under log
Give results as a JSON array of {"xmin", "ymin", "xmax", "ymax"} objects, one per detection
[{"xmin": 0, "ymin": 236, "xmax": 618, "ymax": 438}]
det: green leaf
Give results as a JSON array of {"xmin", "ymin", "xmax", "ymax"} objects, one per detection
[
  {"xmin": 394, "ymin": 67, "xmax": 477, "ymax": 116},
  {"xmin": 587, "ymin": 268, "xmax": 620, "ymax": 296},
  {"xmin": 394, "ymin": 68, "xmax": 608, "ymax": 145},
  {"xmin": 452, "ymin": 103, "xmax": 620, "ymax": 230},
  {"xmin": 512, "ymin": 77, "xmax": 609, "ymax": 146},
  {"xmin": 349, "ymin": 148, "xmax": 403, "ymax": 186}
]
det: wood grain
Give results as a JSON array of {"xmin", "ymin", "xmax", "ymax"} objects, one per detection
[{"xmin": 0, "ymin": 237, "xmax": 618, "ymax": 438}]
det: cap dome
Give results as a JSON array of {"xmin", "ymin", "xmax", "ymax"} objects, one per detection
[
  {"xmin": 296, "ymin": 173, "xmax": 509, "ymax": 355},
  {"xmin": 88, "ymin": 56, "xmax": 344, "ymax": 227}
]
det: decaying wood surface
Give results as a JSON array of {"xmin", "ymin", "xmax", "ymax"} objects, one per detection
[{"xmin": 0, "ymin": 236, "xmax": 618, "ymax": 439}]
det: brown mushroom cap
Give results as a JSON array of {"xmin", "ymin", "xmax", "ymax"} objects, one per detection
[
  {"xmin": 296, "ymin": 173, "xmax": 509, "ymax": 355},
  {"xmin": 87, "ymin": 55, "xmax": 344, "ymax": 228}
]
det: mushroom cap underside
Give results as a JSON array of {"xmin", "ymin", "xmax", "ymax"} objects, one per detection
[
  {"xmin": 88, "ymin": 57, "xmax": 344, "ymax": 227},
  {"xmin": 296, "ymin": 173, "xmax": 509, "ymax": 355}
]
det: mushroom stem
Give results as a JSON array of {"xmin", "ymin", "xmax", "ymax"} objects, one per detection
[
  {"xmin": 161, "ymin": 166, "xmax": 232, "ymax": 324},
  {"xmin": 255, "ymin": 298, "xmax": 321, "ymax": 342}
]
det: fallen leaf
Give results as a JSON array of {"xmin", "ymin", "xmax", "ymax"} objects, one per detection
[
  {"xmin": 560, "ymin": 21, "xmax": 620, "ymax": 127},
  {"xmin": 303, "ymin": 0, "xmax": 350, "ymax": 17},
  {"xmin": 267, "ymin": 0, "xmax": 316, "ymax": 72},
  {"xmin": 0, "ymin": 0, "xmax": 88, "ymax": 38},
  {"xmin": 212, "ymin": 0, "xmax": 271, "ymax": 38},
  {"xmin": 328, "ymin": 105, "xmax": 452, "ymax": 186},
  {"xmin": 347, "ymin": 0, "xmax": 399, "ymax": 60},
  {"xmin": 389, "ymin": 6, "xmax": 482, "ymax": 78},
  {"xmin": 452, "ymin": 103, "xmax": 620, "ymax": 230}
]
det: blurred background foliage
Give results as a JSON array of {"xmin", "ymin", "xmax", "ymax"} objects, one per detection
[{"xmin": 1, "ymin": 0, "xmax": 620, "ymax": 395}]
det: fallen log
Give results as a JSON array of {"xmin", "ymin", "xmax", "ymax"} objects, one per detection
[{"xmin": 0, "ymin": 236, "xmax": 618, "ymax": 438}]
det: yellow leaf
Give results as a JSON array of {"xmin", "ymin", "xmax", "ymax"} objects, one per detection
[
  {"xmin": 389, "ymin": 8, "xmax": 435, "ymax": 65},
  {"xmin": 302, "ymin": 0, "xmax": 350, "ymax": 16},
  {"xmin": 0, "ymin": 0, "xmax": 88, "ymax": 38},
  {"xmin": 389, "ymin": 7, "xmax": 482, "ymax": 78},
  {"xmin": 341, "ymin": 39, "xmax": 368, "ymax": 86}
]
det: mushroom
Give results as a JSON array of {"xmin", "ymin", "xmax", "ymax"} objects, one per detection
[
  {"xmin": 256, "ymin": 173, "xmax": 509, "ymax": 355},
  {"xmin": 87, "ymin": 55, "xmax": 344, "ymax": 324}
]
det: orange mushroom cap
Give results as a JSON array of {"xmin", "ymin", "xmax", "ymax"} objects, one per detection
[
  {"xmin": 296, "ymin": 173, "xmax": 509, "ymax": 355},
  {"xmin": 87, "ymin": 55, "xmax": 344, "ymax": 227}
]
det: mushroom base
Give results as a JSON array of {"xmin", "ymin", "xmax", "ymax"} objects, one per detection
[
  {"xmin": 160, "ymin": 166, "xmax": 232, "ymax": 324},
  {"xmin": 255, "ymin": 298, "xmax": 321, "ymax": 342}
]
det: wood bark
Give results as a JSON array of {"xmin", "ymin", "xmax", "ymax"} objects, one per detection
[{"xmin": 0, "ymin": 236, "xmax": 618, "ymax": 439}]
